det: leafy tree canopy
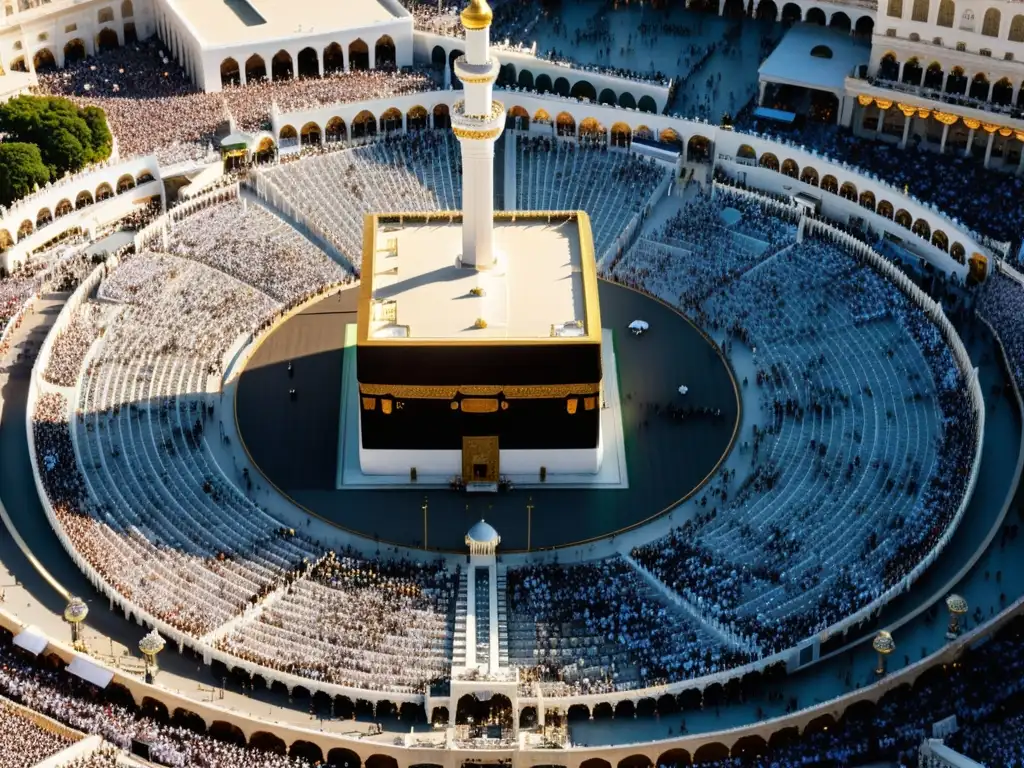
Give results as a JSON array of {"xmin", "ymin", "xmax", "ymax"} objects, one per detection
[
  {"xmin": 0, "ymin": 95, "xmax": 112, "ymax": 205},
  {"xmin": 0, "ymin": 142, "xmax": 51, "ymax": 208}
]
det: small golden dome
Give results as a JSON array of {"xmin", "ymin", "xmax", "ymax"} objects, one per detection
[{"xmin": 461, "ymin": 0, "xmax": 493, "ymax": 30}]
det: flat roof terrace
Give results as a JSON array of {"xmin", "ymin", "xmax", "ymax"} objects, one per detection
[
  {"xmin": 172, "ymin": 0, "xmax": 401, "ymax": 47},
  {"xmin": 360, "ymin": 214, "xmax": 600, "ymax": 344}
]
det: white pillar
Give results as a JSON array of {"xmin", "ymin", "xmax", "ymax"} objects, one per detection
[
  {"xmin": 758, "ymin": 80, "xmax": 767, "ymax": 106},
  {"xmin": 964, "ymin": 128, "xmax": 975, "ymax": 157},
  {"xmin": 1017, "ymin": 143, "xmax": 1024, "ymax": 176},
  {"xmin": 939, "ymin": 122, "xmax": 949, "ymax": 153},
  {"xmin": 899, "ymin": 115, "xmax": 912, "ymax": 149},
  {"xmin": 459, "ymin": 138, "xmax": 497, "ymax": 267},
  {"xmin": 983, "ymin": 130, "xmax": 995, "ymax": 168},
  {"xmin": 875, "ymin": 107, "xmax": 885, "ymax": 136}
]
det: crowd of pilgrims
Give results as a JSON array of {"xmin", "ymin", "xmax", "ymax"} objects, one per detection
[
  {"xmin": 34, "ymin": 40, "xmax": 438, "ymax": 165},
  {"xmin": 0, "ymin": 699, "xmax": 75, "ymax": 768},
  {"xmin": 978, "ymin": 270, "xmax": 1024, "ymax": 388}
]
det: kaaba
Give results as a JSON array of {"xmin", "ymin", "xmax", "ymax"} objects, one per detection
[{"xmin": 356, "ymin": 211, "xmax": 604, "ymax": 485}]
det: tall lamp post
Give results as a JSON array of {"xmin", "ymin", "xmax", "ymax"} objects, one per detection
[
  {"xmin": 873, "ymin": 630, "xmax": 895, "ymax": 676},
  {"xmin": 139, "ymin": 629, "xmax": 166, "ymax": 684},
  {"xmin": 945, "ymin": 594, "xmax": 968, "ymax": 640},
  {"xmin": 64, "ymin": 596, "xmax": 88, "ymax": 651}
]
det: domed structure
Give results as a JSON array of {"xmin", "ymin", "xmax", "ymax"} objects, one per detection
[
  {"xmin": 461, "ymin": 0, "xmax": 493, "ymax": 31},
  {"xmin": 466, "ymin": 519, "xmax": 500, "ymax": 555}
]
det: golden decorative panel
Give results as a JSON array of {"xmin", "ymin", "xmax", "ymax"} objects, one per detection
[
  {"xmin": 358, "ymin": 383, "xmax": 600, "ymax": 400},
  {"xmin": 875, "ymin": 99, "xmax": 893, "ymax": 110},
  {"xmin": 461, "ymin": 398, "xmax": 500, "ymax": 413},
  {"xmin": 963, "ymin": 118, "xmax": 981, "ymax": 130},
  {"xmin": 933, "ymin": 111, "xmax": 958, "ymax": 126},
  {"xmin": 361, "ymin": 397, "xmax": 376, "ymax": 411},
  {"xmin": 857, "ymin": 94, "xmax": 874, "ymax": 107},
  {"xmin": 462, "ymin": 436, "xmax": 499, "ymax": 484},
  {"xmin": 584, "ymin": 396, "xmax": 596, "ymax": 411},
  {"xmin": 567, "ymin": 398, "xmax": 578, "ymax": 414},
  {"xmin": 381, "ymin": 399, "xmax": 393, "ymax": 415}
]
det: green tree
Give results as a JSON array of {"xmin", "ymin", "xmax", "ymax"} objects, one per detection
[{"xmin": 0, "ymin": 143, "xmax": 51, "ymax": 207}]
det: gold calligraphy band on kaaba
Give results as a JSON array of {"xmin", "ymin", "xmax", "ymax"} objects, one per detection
[{"xmin": 358, "ymin": 383, "xmax": 600, "ymax": 399}]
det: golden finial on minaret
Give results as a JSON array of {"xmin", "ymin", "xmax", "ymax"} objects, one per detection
[{"xmin": 461, "ymin": 0, "xmax": 493, "ymax": 30}]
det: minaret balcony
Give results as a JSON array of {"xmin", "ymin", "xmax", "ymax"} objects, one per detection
[
  {"xmin": 453, "ymin": 55, "xmax": 500, "ymax": 86},
  {"xmin": 451, "ymin": 99, "xmax": 506, "ymax": 140}
]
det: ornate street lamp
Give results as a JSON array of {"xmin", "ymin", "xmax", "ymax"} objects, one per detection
[
  {"xmin": 945, "ymin": 594, "xmax": 968, "ymax": 640},
  {"xmin": 873, "ymin": 630, "xmax": 895, "ymax": 676},
  {"xmin": 139, "ymin": 629, "xmax": 166, "ymax": 683},
  {"xmin": 63, "ymin": 596, "xmax": 88, "ymax": 651}
]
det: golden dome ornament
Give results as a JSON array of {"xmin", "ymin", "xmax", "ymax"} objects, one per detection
[{"xmin": 461, "ymin": 0, "xmax": 493, "ymax": 30}]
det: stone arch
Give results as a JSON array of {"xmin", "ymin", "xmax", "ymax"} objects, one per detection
[
  {"xmin": 375, "ymin": 35, "xmax": 396, "ymax": 68},
  {"xmin": 10, "ymin": 57, "xmax": 27, "ymax": 72},
  {"xmin": 768, "ymin": 726, "xmax": 800, "ymax": 749},
  {"xmin": 598, "ymin": 88, "xmax": 617, "ymax": 105},
  {"xmin": 497, "ymin": 62, "xmax": 516, "ymax": 86},
  {"xmin": 365, "ymin": 756, "xmax": 398, "ymax": 768},
  {"xmin": 136, "ymin": 170, "xmax": 155, "ymax": 184},
  {"xmin": 255, "ymin": 137, "xmax": 275, "ymax": 159},
  {"xmin": 534, "ymin": 108, "xmax": 551, "ymax": 123},
  {"xmin": 821, "ymin": 174, "xmax": 838, "ymax": 193},
  {"xmin": 951, "ymin": 242, "xmax": 966, "ymax": 263},
  {"xmin": 103, "ymin": 683, "xmax": 135, "ymax": 711},
  {"xmin": 580, "ymin": 760, "xmax": 612, "ymax": 768},
  {"xmin": 554, "ymin": 77, "xmax": 571, "ymax": 97},
  {"xmin": 758, "ymin": 0, "xmax": 778, "ymax": 20},
  {"xmin": 619, "ymin": 92, "xmax": 637, "ymax": 109},
  {"xmin": 518, "ymin": 69, "xmax": 534, "ymax": 89},
  {"xmin": 508, "ymin": 105, "xmax": 530, "ymax": 130},
  {"xmin": 448, "ymin": 49, "xmax": 463, "ymax": 84},
  {"xmin": 781, "ymin": 158, "xmax": 799, "ymax": 178},
  {"xmin": 879, "ymin": 52, "xmax": 899, "ymax": 81},
  {"xmin": 593, "ymin": 701, "xmax": 614, "ymax": 718},
  {"xmin": 902, "ymin": 56, "xmax": 923, "ymax": 84},
  {"xmin": 937, "ymin": 0, "xmax": 955, "ymax": 26},
  {"xmin": 76, "ymin": 190, "xmax": 94, "ymax": 209},
  {"xmin": 877, "ymin": 199, "xmax": 894, "ymax": 219},
  {"xmin": 687, "ymin": 134, "xmax": 710, "ymax": 161},
  {"xmin": 693, "ymin": 743, "xmax": 729, "ymax": 763},
  {"xmin": 171, "ymin": 708, "xmax": 206, "ymax": 734},
  {"xmin": 352, "ymin": 110, "xmax": 377, "ymax": 137},
  {"xmin": 430, "ymin": 706, "xmax": 449, "ymax": 725},
  {"xmin": 519, "ymin": 706, "xmax": 537, "ymax": 728},
  {"xmin": 116, "ymin": 174, "xmax": 135, "ymax": 194},
  {"xmin": 611, "ymin": 121, "xmax": 631, "ymax": 147},
  {"xmin": 140, "ymin": 697, "xmax": 169, "ymax": 724},
  {"xmin": 855, "ymin": 15, "xmax": 874, "ymax": 34},
  {"xmin": 328, "ymin": 747, "xmax": 361, "ymax": 767},
  {"xmin": 806, "ymin": 7, "xmax": 827, "ymax": 24},
  {"xmin": 737, "ymin": 143, "xmax": 756, "ymax": 160},
  {"xmin": 121, "ymin": 0, "xmax": 133, "ymax": 16},
  {"xmin": 803, "ymin": 713, "xmax": 836, "ymax": 735},
  {"xmin": 841, "ymin": 699, "xmax": 878, "ymax": 725},
  {"xmin": 782, "ymin": 2, "xmax": 801, "ymax": 21},
  {"xmin": 859, "ymin": 190, "xmax": 876, "ymax": 210},
  {"xmin": 272, "ymin": 50, "xmax": 293, "ymax": 80},
  {"xmin": 350, "ymin": 39, "xmax": 369, "ymax": 71},
  {"xmin": 556, "ymin": 111, "xmax": 576, "ymax": 136},
  {"xmin": 614, "ymin": 700, "xmax": 635, "ymax": 718},
  {"xmin": 1010, "ymin": 13, "xmax": 1024, "ymax": 41},
  {"xmin": 297, "ymin": 47, "xmax": 319, "ymax": 78},
  {"xmin": 731, "ymin": 734, "xmax": 768, "ymax": 759},
  {"xmin": 912, "ymin": 0, "xmax": 930, "ymax": 21},
  {"xmin": 894, "ymin": 208, "xmax": 912, "ymax": 228},
  {"xmin": 379, "ymin": 107, "xmax": 402, "ymax": 133},
  {"xmin": 992, "ymin": 77, "xmax": 1013, "ymax": 105},
  {"xmin": 924, "ymin": 61, "xmax": 944, "ymax": 88},
  {"xmin": 567, "ymin": 704, "xmax": 590, "ymax": 720},
  {"xmin": 637, "ymin": 95, "xmax": 657, "ymax": 113},
  {"xmin": 800, "ymin": 166, "xmax": 820, "ymax": 186},
  {"xmin": 300, "ymin": 121, "xmax": 321, "ymax": 145},
  {"xmin": 660, "ymin": 127, "xmax": 681, "ymax": 146},
  {"xmin": 932, "ymin": 230, "xmax": 949, "ymax": 251},
  {"xmin": 98, "ymin": 6, "xmax": 114, "ymax": 22},
  {"xmin": 535, "ymin": 73, "xmax": 553, "ymax": 93},
  {"xmin": 634, "ymin": 125, "xmax": 652, "ymax": 140},
  {"xmin": 63, "ymin": 38, "xmax": 86, "ymax": 63},
  {"xmin": 209, "ymin": 721, "xmax": 246, "ymax": 746},
  {"xmin": 290, "ymin": 741, "xmax": 324, "ymax": 764},
  {"xmin": 578, "ymin": 116, "xmax": 605, "ymax": 139},
  {"xmin": 95, "ymin": 28, "xmax": 119, "ymax": 52},
  {"xmin": 279, "ymin": 124, "xmax": 298, "ymax": 145},
  {"xmin": 324, "ymin": 116, "xmax": 347, "ymax": 142},
  {"xmin": 839, "ymin": 181, "xmax": 857, "ymax": 200},
  {"xmin": 33, "ymin": 48, "xmax": 56, "ymax": 71},
  {"xmin": 759, "ymin": 152, "xmax": 780, "ymax": 171},
  {"xmin": 912, "ymin": 218, "xmax": 931, "ymax": 239},
  {"xmin": 657, "ymin": 748, "xmax": 690, "ymax": 767},
  {"xmin": 431, "ymin": 45, "xmax": 446, "ymax": 72},
  {"xmin": 17, "ymin": 219, "xmax": 32, "ymax": 238},
  {"xmin": 250, "ymin": 731, "xmax": 286, "ymax": 755},
  {"xmin": 95, "ymin": 182, "xmax": 113, "ymax": 201},
  {"xmin": 982, "ymin": 6, "xmax": 1000, "ymax": 36},
  {"xmin": 433, "ymin": 103, "xmax": 450, "ymax": 129},
  {"xmin": 244, "ymin": 54, "xmax": 266, "ymax": 82},
  {"xmin": 55, "ymin": 199, "xmax": 73, "ymax": 218},
  {"xmin": 830, "ymin": 10, "xmax": 851, "ymax": 29},
  {"xmin": 220, "ymin": 57, "xmax": 240, "ymax": 87},
  {"xmin": 407, "ymin": 105, "xmax": 428, "ymax": 131},
  {"xmin": 570, "ymin": 80, "xmax": 598, "ymax": 101},
  {"xmin": 618, "ymin": 757, "xmax": 653, "ymax": 768},
  {"xmin": 323, "ymin": 44, "xmax": 344, "ymax": 75},
  {"xmin": 36, "ymin": 208, "xmax": 52, "ymax": 227}
]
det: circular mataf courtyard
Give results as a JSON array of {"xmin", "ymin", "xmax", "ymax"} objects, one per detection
[{"xmin": 235, "ymin": 281, "xmax": 740, "ymax": 551}]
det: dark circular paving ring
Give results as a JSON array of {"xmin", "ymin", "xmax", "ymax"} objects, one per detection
[{"xmin": 235, "ymin": 281, "xmax": 741, "ymax": 552}]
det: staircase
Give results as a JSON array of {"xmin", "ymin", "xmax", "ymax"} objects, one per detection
[
  {"xmin": 452, "ymin": 570, "xmax": 469, "ymax": 668},
  {"xmin": 496, "ymin": 567, "xmax": 509, "ymax": 667},
  {"xmin": 474, "ymin": 567, "xmax": 491, "ymax": 664}
]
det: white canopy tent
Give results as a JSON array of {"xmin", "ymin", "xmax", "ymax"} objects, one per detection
[
  {"xmin": 13, "ymin": 626, "xmax": 49, "ymax": 656},
  {"xmin": 67, "ymin": 656, "xmax": 114, "ymax": 689}
]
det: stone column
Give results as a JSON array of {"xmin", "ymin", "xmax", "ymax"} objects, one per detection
[
  {"xmin": 758, "ymin": 80, "xmax": 767, "ymax": 106},
  {"xmin": 1017, "ymin": 143, "xmax": 1024, "ymax": 176},
  {"xmin": 899, "ymin": 115, "xmax": 912, "ymax": 149},
  {"xmin": 964, "ymin": 128, "xmax": 975, "ymax": 157},
  {"xmin": 939, "ymin": 122, "xmax": 949, "ymax": 154},
  {"xmin": 984, "ymin": 130, "xmax": 995, "ymax": 168}
]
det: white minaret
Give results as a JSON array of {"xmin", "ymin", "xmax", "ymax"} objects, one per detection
[{"xmin": 451, "ymin": 0, "xmax": 505, "ymax": 270}]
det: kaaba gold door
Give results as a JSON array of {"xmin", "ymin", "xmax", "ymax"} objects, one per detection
[{"xmin": 462, "ymin": 436, "xmax": 499, "ymax": 484}]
